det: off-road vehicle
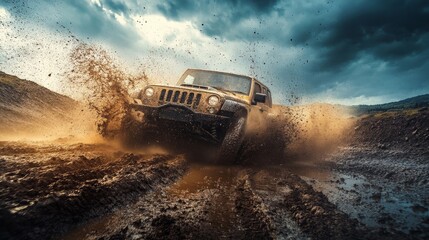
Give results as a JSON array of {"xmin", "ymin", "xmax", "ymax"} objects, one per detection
[{"xmin": 125, "ymin": 69, "xmax": 272, "ymax": 162}]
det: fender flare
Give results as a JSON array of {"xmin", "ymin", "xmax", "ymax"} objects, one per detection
[{"xmin": 220, "ymin": 100, "xmax": 249, "ymax": 120}]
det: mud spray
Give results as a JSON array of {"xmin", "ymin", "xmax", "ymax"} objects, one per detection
[
  {"xmin": 285, "ymin": 104, "xmax": 355, "ymax": 161},
  {"xmin": 241, "ymin": 103, "xmax": 355, "ymax": 164},
  {"xmin": 67, "ymin": 43, "xmax": 149, "ymax": 139}
]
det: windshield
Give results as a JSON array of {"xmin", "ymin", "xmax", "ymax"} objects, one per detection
[{"xmin": 178, "ymin": 70, "xmax": 252, "ymax": 95}]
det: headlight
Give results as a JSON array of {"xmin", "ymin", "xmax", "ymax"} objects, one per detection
[
  {"xmin": 144, "ymin": 87, "xmax": 154, "ymax": 97},
  {"xmin": 208, "ymin": 95, "xmax": 219, "ymax": 106}
]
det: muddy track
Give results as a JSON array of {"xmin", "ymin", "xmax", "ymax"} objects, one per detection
[
  {"xmin": 1, "ymin": 141, "xmax": 428, "ymax": 239},
  {"xmin": 66, "ymin": 165, "xmax": 379, "ymax": 240},
  {"xmin": 0, "ymin": 143, "xmax": 187, "ymax": 240},
  {"xmin": 235, "ymin": 175, "xmax": 277, "ymax": 239},
  {"xmin": 71, "ymin": 166, "xmax": 253, "ymax": 239}
]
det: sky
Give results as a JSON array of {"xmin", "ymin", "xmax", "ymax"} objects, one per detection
[{"xmin": 0, "ymin": 0, "xmax": 428, "ymax": 105}]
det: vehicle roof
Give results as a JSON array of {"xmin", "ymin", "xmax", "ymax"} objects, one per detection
[{"xmin": 185, "ymin": 68, "xmax": 271, "ymax": 92}]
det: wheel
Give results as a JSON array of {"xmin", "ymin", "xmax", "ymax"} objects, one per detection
[
  {"xmin": 119, "ymin": 113, "xmax": 143, "ymax": 148},
  {"xmin": 217, "ymin": 116, "xmax": 247, "ymax": 164}
]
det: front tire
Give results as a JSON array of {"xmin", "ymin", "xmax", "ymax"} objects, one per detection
[{"xmin": 217, "ymin": 116, "xmax": 246, "ymax": 164}]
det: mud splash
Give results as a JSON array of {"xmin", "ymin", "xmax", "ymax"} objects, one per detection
[
  {"xmin": 240, "ymin": 103, "xmax": 354, "ymax": 165},
  {"xmin": 67, "ymin": 43, "xmax": 149, "ymax": 138},
  {"xmin": 285, "ymin": 104, "xmax": 355, "ymax": 161}
]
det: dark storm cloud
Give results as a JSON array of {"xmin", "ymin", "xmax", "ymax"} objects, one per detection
[
  {"xmin": 157, "ymin": 0, "xmax": 280, "ymax": 37},
  {"xmin": 156, "ymin": 0, "xmax": 429, "ymax": 74},
  {"xmin": 291, "ymin": 0, "xmax": 429, "ymax": 72}
]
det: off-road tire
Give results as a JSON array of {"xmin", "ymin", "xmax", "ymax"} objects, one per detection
[
  {"xmin": 120, "ymin": 114, "xmax": 141, "ymax": 148},
  {"xmin": 217, "ymin": 116, "xmax": 246, "ymax": 164}
]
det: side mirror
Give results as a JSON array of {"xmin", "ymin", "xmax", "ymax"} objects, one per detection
[{"xmin": 253, "ymin": 93, "xmax": 266, "ymax": 104}]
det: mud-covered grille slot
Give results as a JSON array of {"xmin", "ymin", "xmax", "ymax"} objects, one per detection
[
  {"xmin": 159, "ymin": 89, "xmax": 166, "ymax": 101},
  {"xmin": 193, "ymin": 94, "xmax": 202, "ymax": 108},
  {"xmin": 187, "ymin": 93, "xmax": 194, "ymax": 105},
  {"xmin": 159, "ymin": 89, "xmax": 201, "ymax": 108},
  {"xmin": 180, "ymin": 92, "xmax": 188, "ymax": 103},
  {"xmin": 173, "ymin": 91, "xmax": 180, "ymax": 102},
  {"xmin": 166, "ymin": 90, "xmax": 173, "ymax": 101}
]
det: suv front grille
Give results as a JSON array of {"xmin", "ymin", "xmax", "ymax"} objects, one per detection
[{"xmin": 159, "ymin": 89, "xmax": 202, "ymax": 109}]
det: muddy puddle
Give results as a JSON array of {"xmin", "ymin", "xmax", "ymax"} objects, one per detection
[{"xmin": 293, "ymin": 157, "xmax": 429, "ymax": 235}]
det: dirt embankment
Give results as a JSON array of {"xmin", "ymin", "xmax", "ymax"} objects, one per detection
[
  {"xmin": 324, "ymin": 108, "xmax": 429, "ymax": 238},
  {"xmin": 352, "ymin": 108, "xmax": 429, "ymax": 151},
  {"xmin": 0, "ymin": 71, "xmax": 100, "ymax": 142},
  {"xmin": 0, "ymin": 72, "xmax": 78, "ymax": 137}
]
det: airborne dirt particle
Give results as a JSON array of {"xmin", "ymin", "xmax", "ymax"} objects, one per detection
[{"xmin": 67, "ymin": 43, "xmax": 149, "ymax": 138}]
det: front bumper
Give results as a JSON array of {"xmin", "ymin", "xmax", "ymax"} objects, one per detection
[
  {"xmin": 130, "ymin": 103, "xmax": 229, "ymax": 123},
  {"xmin": 129, "ymin": 103, "xmax": 231, "ymax": 143}
]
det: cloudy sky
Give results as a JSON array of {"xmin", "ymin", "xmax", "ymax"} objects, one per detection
[{"xmin": 0, "ymin": 0, "xmax": 428, "ymax": 105}]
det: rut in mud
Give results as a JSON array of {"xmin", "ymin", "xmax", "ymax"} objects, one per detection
[
  {"xmin": 58, "ymin": 164, "xmax": 376, "ymax": 240},
  {"xmin": 0, "ymin": 142, "xmax": 366, "ymax": 240},
  {"xmin": 0, "ymin": 142, "xmax": 187, "ymax": 239}
]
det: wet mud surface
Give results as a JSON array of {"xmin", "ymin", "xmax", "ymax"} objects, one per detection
[
  {"xmin": 1, "ymin": 140, "xmax": 427, "ymax": 239},
  {"xmin": 0, "ymin": 142, "xmax": 187, "ymax": 239}
]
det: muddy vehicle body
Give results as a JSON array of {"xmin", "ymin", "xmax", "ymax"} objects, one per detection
[{"xmin": 126, "ymin": 69, "xmax": 272, "ymax": 162}]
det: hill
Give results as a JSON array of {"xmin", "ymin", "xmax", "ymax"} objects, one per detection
[
  {"xmin": 0, "ymin": 71, "xmax": 78, "ymax": 138},
  {"xmin": 353, "ymin": 94, "xmax": 429, "ymax": 115}
]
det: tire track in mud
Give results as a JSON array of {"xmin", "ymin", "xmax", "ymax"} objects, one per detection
[
  {"xmin": 72, "ymin": 165, "xmax": 367, "ymax": 240},
  {"xmin": 235, "ymin": 175, "xmax": 277, "ymax": 239},
  {"xmin": 0, "ymin": 144, "xmax": 187, "ymax": 240},
  {"xmin": 244, "ymin": 168, "xmax": 368, "ymax": 240},
  {"xmin": 69, "ymin": 165, "xmax": 276, "ymax": 240}
]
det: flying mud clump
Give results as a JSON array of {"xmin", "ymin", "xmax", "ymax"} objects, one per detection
[{"xmin": 67, "ymin": 43, "xmax": 149, "ymax": 138}]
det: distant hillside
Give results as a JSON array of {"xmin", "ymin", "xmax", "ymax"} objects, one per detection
[
  {"xmin": 353, "ymin": 94, "xmax": 429, "ymax": 115},
  {"xmin": 0, "ymin": 71, "xmax": 78, "ymax": 137}
]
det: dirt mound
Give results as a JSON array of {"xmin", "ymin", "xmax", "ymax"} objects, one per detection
[
  {"xmin": 0, "ymin": 72, "xmax": 79, "ymax": 139},
  {"xmin": 352, "ymin": 108, "xmax": 429, "ymax": 151}
]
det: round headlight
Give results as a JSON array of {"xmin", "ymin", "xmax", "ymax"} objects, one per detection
[
  {"xmin": 208, "ymin": 95, "xmax": 219, "ymax": 106},
  {"xmin": 144, "ymin": 87, "xmax": 154, "ymax": 97}
]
